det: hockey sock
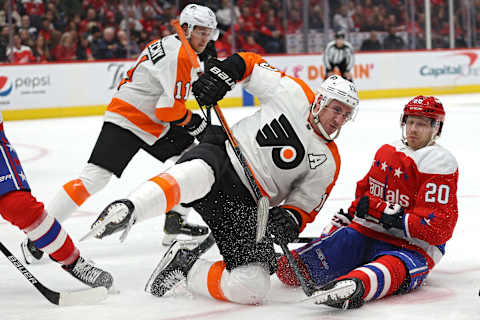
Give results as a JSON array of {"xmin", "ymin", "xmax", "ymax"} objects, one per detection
[
  {"xmin": 188, "ymin": 259, "xmax": 270, "ymax": 304},
  {"xmin": 48, "ymin": 164, "xmax": 112, "ymax": 222},
  {"xmin": 0, "ymin": 191, "xmax": 80, "ymax": 265},
  {"xmin": 276, "ymin": 250, "xmax": 311, "ymax": 286},
  {"xmin": 338, "ymin": 255, "xmax": 407, "ymax": 302},
  {"xmin": 128, "ymin": 159, "xmax": 214, "ymax": 223}
]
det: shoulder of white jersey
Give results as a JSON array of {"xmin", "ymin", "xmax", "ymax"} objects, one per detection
[
  {"xmin": 392, "ymin": 140, "xmax": 458, "ymax": 175},
  {"xmin": 140, "ymin": 35, "xmax": 182, "ymax": 66},
  {"xmin": 344, "ymin": 41, "xmax": 354, "ymax": 50},
  {"xmin": 415, "ymin": 144, "xmax": 458, "ymax": 175},
  {"xmin": 325, "ymin": 40, "xmax": 336, "ymax": 48}
]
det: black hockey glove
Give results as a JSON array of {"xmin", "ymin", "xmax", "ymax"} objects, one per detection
[
  {"xmin": 192, "ymin": 54, "xmax": 245, "ymax": 107},
  {"xmin": 355, "ymin": 196, "xmax": 404, "ymax": 230},
  {"xmin": 183, "ymin": 113, "xmax": 208, "ymax": 138},
  {"xmin": 267, "ymin": 206, "xmax": 301, "ymax": 245}
]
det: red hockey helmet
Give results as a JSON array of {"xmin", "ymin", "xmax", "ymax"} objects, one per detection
[{"xmin": 401, "ymin": 95, "xmax": 445, "ymax": 136}]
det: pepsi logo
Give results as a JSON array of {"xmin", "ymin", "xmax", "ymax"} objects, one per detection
[{"xmin": 0, "ymin": 76, "xmax": 13, "ymax": 97}]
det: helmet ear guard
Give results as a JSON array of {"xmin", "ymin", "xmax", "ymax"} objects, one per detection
[{"xmin": 179, "ymin": 4, "xmax": 219, "ymax": 41}]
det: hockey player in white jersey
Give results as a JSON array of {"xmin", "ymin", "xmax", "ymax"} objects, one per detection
[
  {"xmin": 21, "ymin": 4, "xmax": 218, "ymax": 263},
  {"xmin": 87, "ymin": 52, "xmax": 359, "ymax": 304}
]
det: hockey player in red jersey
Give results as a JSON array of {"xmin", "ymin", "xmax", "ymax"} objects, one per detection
[
  {"xmin": 21, "ymin": 4, "xmax": 220, "ymax": 263},
  {"xmin": 277, "ymin": 95, "xmax": 458, "ymax": 309},
  {"xmin": 85, "ymin": 51, "xmax": 360, "ymax": 304},
  {"xmin": 0, "ymin": 114, "xmax": 113, "ymax": 289}
]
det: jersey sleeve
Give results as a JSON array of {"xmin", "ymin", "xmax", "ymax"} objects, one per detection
[
  {"xmin": 403, "ymin": 170, "xmax": 458, "ymax": 245},
  {"xmin": 147, "ymin": 39, "xmax": 195, "ymax": 123},
  {"xmin": 282, "ymin": 141, "xmax": 341, "ymax": 232},
  {"xmin": 236, "ymin": 52, "xmax": 315, "ymax": 106}
]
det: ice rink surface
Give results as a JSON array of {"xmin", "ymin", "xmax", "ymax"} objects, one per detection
[{"xmin": 1, "ymin": 93, "xmax": 480, "ymax": 320}]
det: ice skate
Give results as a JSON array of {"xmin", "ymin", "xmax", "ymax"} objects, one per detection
[
  {"xmin": 145, "ymin": 241, "xmax": 199, "ymax": 297},
  {"xmin": 162, "ymin": 210, "xmax": 209, "ymax": 246},
  {"xmin": 62, "ymin": 256, "xmax": 114, "ymax": 289},
  {"xmin": 146, "ymin": 234, "xmax": 215, "ymax": 297},
  {"xmin": 312, "ymin": 278, "xmax": 364, "ymax": 309},
  {"xmin": 21, "ymin": 238, "xmax": 44, "ymax": 264},
  {"xmin": 90, "ymin": 199, "xmax": 135, "ymax": 240}
]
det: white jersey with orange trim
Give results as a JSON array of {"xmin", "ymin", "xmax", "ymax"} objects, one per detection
[
  {"xmin": 226, "ymin": 53, "xmax": 341, "ymax": 231},
  {"xmin": 104, "ymin": 34, "xmax": 200, "ymax": 145}
]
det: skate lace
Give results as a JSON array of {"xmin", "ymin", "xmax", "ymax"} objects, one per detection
[{"xmin": 72, "ymin": 260, "xmax": 102, "ymax": 284}]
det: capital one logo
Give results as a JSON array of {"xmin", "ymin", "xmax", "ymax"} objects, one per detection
[{"xmin": 0, "ymin": 76, "xmax": 13, "ymax": 97}]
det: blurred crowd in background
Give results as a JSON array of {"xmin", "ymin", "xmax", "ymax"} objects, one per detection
[{"xmin": 0, "ymin": 0, "xmax": 479, "ymax": 64}]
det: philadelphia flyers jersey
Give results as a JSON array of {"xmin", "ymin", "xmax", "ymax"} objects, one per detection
[
  {"xmin": 104, "ymin": 35, "xmax": 199, "ymax": 145},
  {"xmin": 226, "ymin": 53, "xmax": 341, "ymax": 232},
  {"xmin": 348, "ymin": 140, "xmax": 459, "ymax": 269}
]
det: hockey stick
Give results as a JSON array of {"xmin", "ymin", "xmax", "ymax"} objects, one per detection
[
  {"xmin": 171, "ymin": 20, "xmax": 317, "ymax": 297},
  {"xmin": 171, "ymin": 19, "xmax": 267, "ymax": 202},
  {"xmin": 0, "ymin": 241, "xmax": 108, "ymax": 306}
]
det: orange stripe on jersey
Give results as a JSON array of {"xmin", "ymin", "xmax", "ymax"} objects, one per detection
[
  {"xmin": 300, "ymin": 141, "xmax": 341, "ymax": 230},
  {"xmin": 321, "ymin": 141, "xmax": 341, "ymax": 212},
  {"xmin": 107, "ymin": 97, "xmax": 166, "ymax": 138},
  {"xmin": 63, "ymin": 179, "xmax": 90, "ymax": 206},
  {"xmin": 207, "ymin": 261, "xmax": 228, "ymax": 301},
  {"xmin": 149, "ymin": 173, "xmax": 180, "ymax": 212},
  {"xmin": 155, "ymin": 45, "xmax": 193, "ymax": 122},
  {"xmin": 286, "ymin": 75, "xmax": 316, "ymax": 104},
  {"xmin": 325, "ymin": 140, "xmax": 341, "ymax": 197},
  {"xmin": 235, "ymin": 52, "xmax": 315, "ymax": 105},
  {"xmin": 236, "ymin": 52, "xmax": 267, "ymax": 81}
]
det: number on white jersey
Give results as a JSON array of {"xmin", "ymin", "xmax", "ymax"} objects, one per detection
[{"xmin": 174, "ymin": 81, "xmax": 191, "ymax": 100}]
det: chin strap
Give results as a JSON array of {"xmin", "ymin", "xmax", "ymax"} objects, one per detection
[{"xmin": 311, "ymin": 114, "xmax": 341, "ymax": 141}]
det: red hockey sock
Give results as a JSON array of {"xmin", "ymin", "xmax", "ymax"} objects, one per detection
[{"xmin": 339, "ymin": 255, "xmax": 407, "ymax": 301}]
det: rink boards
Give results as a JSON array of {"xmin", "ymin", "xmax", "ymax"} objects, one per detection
[{"xmin": 0, "ymin": 48, "xmax": 479, "ymax": 120}]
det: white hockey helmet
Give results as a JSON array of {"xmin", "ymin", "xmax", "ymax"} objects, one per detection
[
  {"xmin": 179, "ymin": 4, "xmax": 219, "ymax": 40},
  {"xmin": 311, "ymin": 75, "xmax": 360, "ymax": 140}
]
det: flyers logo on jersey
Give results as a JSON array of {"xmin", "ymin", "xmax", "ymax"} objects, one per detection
[
  {"xmin": 256, "ymin": 114, "xmax": 305, "ymax": 170},
  {"xmin": 369, "ymin": 177, "xmax": 410, "ymax": 207},
  {"xmin": 148, "ymin": 40, "xmax": 165, "ymax": 64}
]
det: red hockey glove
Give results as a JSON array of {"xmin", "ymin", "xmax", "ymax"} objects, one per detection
[{"xmin": 355, "ymin": 196, "xmax": 404, "ymax": 230}]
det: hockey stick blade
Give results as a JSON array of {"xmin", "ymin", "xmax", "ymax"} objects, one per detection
[
  {"xmin": 58, "ymin": 287, "xmax": 108, "ymax": 306},
  {"xmin": 255, "ymin": 196, "xmax": 270, "ymax": 243},
  {"xmin": 0, "ymin": 241, "xmax": 108, "ymax": 305}
]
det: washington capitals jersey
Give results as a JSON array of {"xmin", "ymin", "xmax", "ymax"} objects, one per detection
[
  {"xmin": 0, "ymin": 114, "xmax": 31, "ymax": 195},
  {"xmin": 226, "ymin": 53, "xmax": 341, "ymax": 232},
  {"xmin": 348, "ymin": 140, "xmax": 459, "ymax": 269},
  {"xmin": 104, "ymin": 35, "xmax": 200, "ymax": 145}
]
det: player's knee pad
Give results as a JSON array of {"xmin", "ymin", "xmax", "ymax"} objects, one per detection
[
  {"xmin": 79, "ymin": 163, "xmax": 113, "ymax": 194},
  {"xmin": 222, "ymin": 263, "xmax": 270, "ymax": 305}
]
